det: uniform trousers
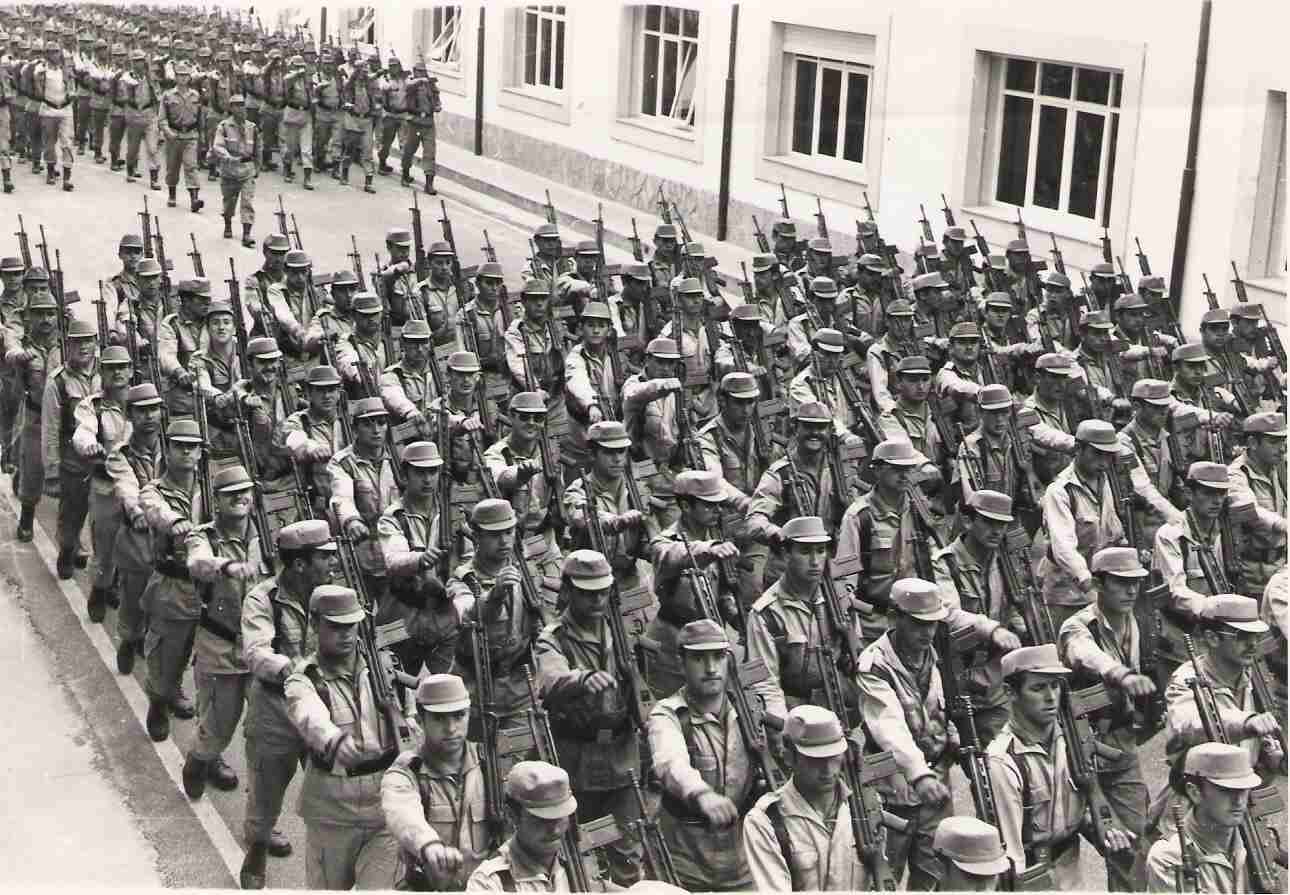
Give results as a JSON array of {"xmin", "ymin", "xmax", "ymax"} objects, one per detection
[
  {"xmin": 40, "ymin": 108, "xmax": 74, "ymax": 167},
  {"xmin": 337, "ymin": 125, "xmax": 374, "ymax": 175},
  {"xmin": 377, "ymin": 116, "xmax": 401, "ymax": 164},
  {"xmin": 116, "ymin": 567, "xmax": 151, "ymax": 645},
  {"xmin": 243, "ymin": 683, "xmax": 307, "ymax": 845},
  {"xmin": 27, "ymin": 109, "xmax": 43, "ymax": 165},
  {"xmin": 304, "ymin": 820, "xmax": 400, "ymax": 890},
  {"xmin": 124, "ymin": 109, "xmax": 159, "ymax": 173},
  {"xmin": 57, "ymin": 465, "xmax": 91, "ymax": 557},
  {"xmin": 17, "ymin": 412, "xmax": 44, "ymax": 504},
  {"xmin": 143, "ymin": 610, "xmax": 196, "ymax": 704},
  {"xmin": 191, "ymin": 666, "xmax": 248, "ymax": 760},
  {"xmin": 0, "ymin": 378, "xmax": 20, "ymax": 461},
  {"xmin": 573, "ymin": 785, "xmax": 643, "ymax": 887},
  {"xmin": 202, "ymin": 111, "xmax": 220, "ymax": 166},
  {"xmin": 107, "ymin": 109, "xmax": 126, "ymax": 161},
  {"xmin": 220, "ymin": 171, "xmax": 257, "ymax": 224},
  {"xmin": 164, "ymin": 136, "xmax": 200, "ymax": 188},
  {"xmin": 1096, "ymin": 726, "xmax": 1150, "ymax": 892},
  {"xmin": 0, "ymin": 105, "xmax": 11, "ymax": 171},
  {"xmin": 89, "ymin": 488, "xmax": 121, "ymax": 590},
  {"xmin": 89, "ymin": 102, "xmax": 110, "ymax": 154},
  {"xmin": 74, "ymin": 94, "xmax": 91, "ymax": 148},
  {"xmin": 399, "ymin": 121, "xmax": 434, "ymax": 176},
  {"xmin": 280, "ymin": 112, "xmax": 312, "ymax": 171},
  {"xmin": 312, "ymin": 109, "xmax": 339, "ymax": 169},
  {"xmin": 886, "ymin": 777, "xmax": 955, "ymax": 890},
  {"xmin": 258, "ymin": 107, "xmax": 281, "ymax": 161}
]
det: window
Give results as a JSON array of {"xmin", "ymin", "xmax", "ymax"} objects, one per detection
[
  {"xmin": 638, "ymin": 5, "xmax": 698, "ymax": 127},
  {"xmin": 993, "ymin": 56, "xmax": 1122, "ymax": 222},
  {"xmin": 522, "ymin": 5, "xmax": 566, "ymax": 92},
  {"xmin": 420, "ymin": 6, "xmax": 462, "ymax": 71},
  {"xmin": 1250, "ymin": 91, "xmax": 1286, "ymax": 280},
  {"xmin": 788, "ymin": 55, "xmax": 869, "ymax": 166}
]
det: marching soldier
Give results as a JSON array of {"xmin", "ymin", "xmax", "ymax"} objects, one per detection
[
  {"xmin": 1022, "ymin": 353, "xmax": 1079, "ymax": 486},
  {"xmin": 36, "ymin": 40, "xmax": 76, "ymax": 191},
  {"xmin": 110, "ymin": 382, "xmax": 165, "ymax": 674},
  {"xmin": 1117, "ymin": 379, "xmax": 1193, "ymax": 540},
  {"xmin": 245, "ymin": 233, "xmax": 290, "ymax": 306},
  {"xmin": 1025, "ymin": 272, "xmax": 1078, "ymax": 353},
  {"xmin": 334, "ymin": 292, "xmax": 388, "ymax": 395},
  {"xmin": 1112, "ymin": 293, "xmax": 1175, "ymax": 385},
  {"xmin": 284, "ymin": 583, "xmax": 404, "ymax": 889},
  {"xmin": 564, "ymin": 301, "xmax": 620, "ymax": 470},
  {"xmin": 788, "ymin": 329, "xmax": 863, "ymax": 441},
  {"xmin": 122, "ymin": 48, "xmax": 160, "ymax": 189},
  {"xmin": 620, "ymin": 336, "xmax": 684, "ymax": 527},
  {"xmin": 912, "ymin": 271, "xmax": 962, "ymax": 339},
  {"xmin": 5, "ymin": 276, "xmax": 59, "ymax": 536},
  {"xmin": 255, "ymin": 248, "xmax": 316, "ymax": 361},
  {"xmin": 311, "ymin": 51, "xmax": 342, "ymax": 177},
  {"xmin": 374, "ymin": 56, "xmax": 407, "ymax": 177},
  {"xmin": 931, "ymin": 817, "xmax": 1011, "ymax": 892},
  {"xmin": 280, "ymin": 54, "xmax": 315, "ymax": 189},
  {"xmin": 523, "ymin": 223, "xmax": 571, "ymax": 284},
  {"xmin": 785, "ymin": 276, "xmax": 846, "ymax": 366},
  {"xmin": 257, "ymin": 50, "xmax": 284, "ymax": 171},
  {"xmin": 105, "ymin": 232, "xmax": 144, "ymax": 333},
  {"xmin": 847, "ymin": 253, "xmax": 892, "ymax": 339},
  {"xmin": 505, "ymin": 280, "xmax": 569, "ymax": 429},
  {"xmin": 280, "ymin": 365, "xmax": 347, "ymax": 517},
  {"xmin": 747, "ymin": 254, "xmax": 790, "ymax": 329},
  {"xmin": 380, "ymin": 319, "xmax": 439, "ymax": 429},
  {"xmin": 771, "ymin": 220, "xmax": 803, "ymax": 272},
  {"xmin": 534, "ymin": 549, "xmax": 645, "ymax": 887},
  {"xmin": 418, "ymin": 240, "xmax": 466, "ymax": 323},
  {"xmin": 191, "ymin": 300, "xmax": 245, "ymax": 459},
  {"xmin": 334, "ymin": 58, "xmax": 377, "ymax": 192},
  {"xmin": 1151, "ymin": 463, "xmax": 1242, "ymax": 623},
  {"xmin": 239, "ymin": 519, "xmax": 339, "ymax": 889},
  {"xmin": 881, "ymin": 354, "xmax": 951, "ymax": 478},
  {"xmin": 212, "ymin": 93, "xmax": 258, "ymax": 248},
  {"xmin": 401, "ymin": 60, "xmax": 439, "ymax": 194},
  {"xmin": 980, "ymin": 291, "xmax": 1040, "ymax": 395},
  {"xmin": 42, "ymin": 319, "xmax": 99, "ymax": 579},
  {"xmin": 183, "ymin": 464, "xmax": 270, "ymax": 800},
  {"xmin": 216, "ymin": 336, "xmax": 294, "ymax": 488},
  {"xmin": 648, "ymin": 618, "xmax": 756, "ymax": 891},
  {"xmin": 867, "ymin": 299, "xmax": 921, "ymax": 416},
  {"xmin": 0, "ymin": 256, "xmax": 23, "ymax": 471},
  {"xmin": 0, "ymin": 45, "xmax": 14, "ymax": 193},
  {"xmin": 1227, "ymin": 413, "xmax": 1287, "ymax": 596},
  {"xmin": 382, "ymin": 673, "xmax": 490, "ymax": 890},
  {"xmin": 156, "ymin": 277, "xmax": 211, "ymax": 421},
  {"xmin": 159, "ymin": 60, "xmax": 205, "ymax": 212},
  {"xmin": 378, "ymin": 227, "xmax": 420, "ymax": 326},
  {"xmin": 1170, "ymin": 343, "xmax": 1240, "ymax": 425}
]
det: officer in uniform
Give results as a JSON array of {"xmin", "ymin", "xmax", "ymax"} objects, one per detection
[
  {"xmin": 42, "ymin": 318, "xmax": 99, "ymax": 579},
  {"xmin": 0, "ymin": 40, "xmax": 14, "ymax": 193},
  {"xmin": 931, "ymin": 816, "xmax": 1011, "ymax": 892},
  {"xmin": 742, "ymin": 704, "xmax": 870, "ymax": 891},
  {"xmin": 880, "ymin": 354, "xmax": 951, "ymax": 485},
  {"xmin": 416, "ymin": 240, "xmax": 465, "ymax": 324},
  {"xmin": 466, "ymin": 760, "xmax": 582, "ymax": 892},
  {"xmin": 36, "ymin": 39, "xmax": 76, "ymax": 191},
  {"xmin": 284, "ymin": 584, "xmax": 404, "ymax": 889},
  {"xmin": 217, "ymin": 336, "xmax": 294, "ymax": 491},
  {"xmin": 211, "ymin": 93, "xmax": 258, "ymax": 247},
  {"xmin": 121, "ymin": 48, "xmax": 160, "ymax": 189},
  {"xmin": 110, "ymin": 256, "xmax": 164, "ymax": 386},
  {"xmin": 257, "ymin": 49, "xmax": 285, "ymax": 171},
  {"xmin": 1025, "ymin": 272, "xmax": 1078, "ymax": 353},
  {"xmin": 648, "ymin": 618, "xmax": 756, "ymax": 891},
  {"xmin": 402, "ymin": 60, "xmax": 439, "ymax": 193},
  {"xmin": 183, "ymin": 464, "xmax": 269, "ymax": 799},
  {"xmin": 311, "ymin": 50, "xmax": 342, "ymax": 176},
  {"xmin": 374, "ymin": 56, "xmax": 407, "ymax": 176},
  {"xmin": 239, "ymin": 518, "xmax": 338, "ymax": 888},
  {"xmin": 334, "ymin": 293, "xmax": 388, "ymax": 394},
  {"xmin": 109, "ymin": 383, "xmax": 166, "ymax": 673},
  {"xmin": 788, "ymin": 329, "xmax": 864, "ymax": 442},
  {"xmin": 1227, "ymin": 412, "xmax": 1288, "ymax": 596},
  {"xmin": 746, "ymin": 254, "xmax": 789, "ymax": 329},
  {"xmin": 159, "ymin": 60, "xmax": 205, "ymax": 212},
  {"xmin": 334, "ymin": 57, "xmax": 377, "ymax": 192},
  {"xmin": 1112, "ymin": 293, "xmax": 1175, "ymax": 386},
  {"xmin": 785, "ymin": 276, "xmax": 845, "ymax": 367},
  {"xmin": 535, "ymin": 549, "xmax": 645, "ymax": 887},
  {"xmin": 280, "ymin": 54, "xmax": 315, "ymax": 189},
  {"xmin": 382, "ymin": 673, "xmax": 492, "ymax": 890},
  {"xmin": 280, "ymin": 365, "xmax": 346, "ymax": 518},
  {"xmin": 955, "ymin": 384, "xmax": 1036, "ymax": 518}
]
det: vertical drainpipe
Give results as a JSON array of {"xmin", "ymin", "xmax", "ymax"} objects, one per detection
[
  {"xmin": 1168, "ymin": 0, "xmax": 1212, "ymax": 315},
  {"xmin": 474, "ymin": 8, "xmax": 486, "ymax": 156},
  {"xmin": 716, "ymin": 4, "xmax": 740, "ymax": 241}
]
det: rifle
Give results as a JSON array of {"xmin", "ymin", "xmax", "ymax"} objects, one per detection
[
  {"xmin": 435, "ymin": 408, "xmax": 455, "ymax": 582},
  {"xmin": 481, "ymin": 230, "xmax": 499, "ymax": 264},
  {"xmin": 815, "ymin": 197, "xmax": 830, "ymax": 239},
  {"xmin": 1135, "ymin": 238, "xmax": 1152, "ymax": 277},
  {"xmin": 541, "ymin": 188, "xmax": 559, "ymax": 227},
  {"xmin": 630, "ymin": 771, "xmax": 680, "ymax": 886},
  {"xmin": 1172, "ymin": 804, "xmax": 1200, "ymax": 893},
  {"xmin": 50, "ymin": 246, "xmax": 69, "ymax": 363},
  {"xmin": 593, "ymin": 202, "xmax": 626, "ymax": 398},
  {"xmin": 777, "ymin": 183, "xmax": 790, "ymax": 220},
  {"xmin": 194, "ymin": 390, "xmax": 215, "ymax": 518},
  {"xmin": 348, "ymin": 235, "xmax": 366, "ymax": 290},
  {"xmin": 656, "ymin": 186, "xmax": 672, "ymax": 225},
  {"xmin": 153, "ymin": 217, "xmax": 175, "ymax": 317},
  {"xmin": 409, "ymin": 190, "xmax": 429, "ymax": 282},
  {"xmin": 440, "ymin": 202, "xmax": 496, "ymax": 438},
  {"xmin": 676, "ymin": 527, "xmax": 741, "ymax": 637},
  {"xmin": 93, "ymin": 281, "xmax": 111, "ymax": 350},
  {"xmin": 1257, "ymin": 304, "xmax": 1287, "ymax": 373},
  {"xmin": 941, "ymin": 194, "xmax": 956, "ymax": 227},
  {"xmin": 918, "ymin": 204, "xmax": 934, "ymax": 244},
  {"xmin": 469, "ymin": 612, "xmax": 506, "ymax": 852},
  {"xmin": 232, "ymin": 401, "xmax": 278, "ymax": 576},
  {"xmin": 1014, "ymin": 208, "xmax": 1028, "ymax": 244},
  {"xmin": 629, "ymin": 218, "xmax": 644, "ymax": 263},
  {"xmin": 1229, "ymin": 260, "xmax": 1251, "ymax": 304},
  {"xmin": 1116, "ymin": 257, "xmax": 1134, "ymax": 296},
  {"xmin": 289, "ymin": 214, "xmax": 304, "ymax": 253},
  {"xmin": 1101, "ymin": 227, "xmax": 1114, "ymax": 265},
  {"xmin": 225, "ymin": 258, "xmax": 252, "ymax": 378},
  {"xmin": 189, "ymin": 233, "xmax": 205, "ymax": 278},
  {"xmin": 961, "ymin": 697, "xmax": 1017, "ymax": 889},
  {"xmin": 1049, "ymin": 233, "xmax": 1066, "ymax": 277},
  {"xmin": 274, "ymin": 195, "xmax": 289, "ymax": 243},
  {"xmin": 1201, "ymin": 274, "xmax": 1220, "ymax": 311},
  {"xmin": 14, "ymin": 215, "xmax": 31, "ymax": 269},
  {"xmin": 140, "ymin": 195, "xmax": 154, "ymax": 259},
  {"xmin": 752, "ymin": 215, "xmax": 770, "ymax": 254},
  {"xmin": 1183, "ymin": 635, "xmax": 1285, "ymax": 893}
]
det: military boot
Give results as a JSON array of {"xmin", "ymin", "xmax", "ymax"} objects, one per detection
[
  {"xmin": 181, "ymin": 753, "xmax": 209, "ymax": 799},
  {"xmin": 339, "ymin": 160, "xmax": 349, "ymax": 184},
  {"xmin": 145, "ymin": 699, "xmax": 170, "ymax": 741},
  {"xmin": 363, "ymin": 174, "xmax": 375, "ymax": 194},
  {"xmin": 86, "ymin": 586, "xmax": 106, "ymax": 622},
  {"xmin": 148, "ymin": 169, "xmax": 160, "ymax": 191},
  {"xmin": 115, "ymin": 638, "xmax": 136, "ymax": 674},
  {"xmin": 241, "ymin": 223, "xmax": 254, "ymax": 248},
  {"xmin": 62, "ymin": 167, "xmax": 73, "ymax": 192},
  {"xmin": 15, "ymin": 503, "xmax": 34, "ymax": 541},
  {"xmin": 46, "ymin": 162, "xmax": 58, "ymax": 185},
  {"xmin": 189, "ymin": 189, "xmax": 204, "ymax": 213},
  {"xmin": 282, "ymin": 161, "xmax": 294, "ymax": 183},
  {"xmin": 302, "ymin": 168, "xmax": 313, "ymax": 191},
  {"xmin": 208, "ymin": 756, "xmax": 238, "ymax": 790},
  {"xmin": 2, "ymin": 170, "xmax": 12, "ymax": 194},
  {"xmin": 400, "ymin": 169, "xmax": 413, "ymax": 187},
  {"xmin": 239, "ymin": 842, "xmax": 268, "ymax": 889},
  {"xmin": 167, "ymin": 185, "xmax": 178, "ymax": 207},
  {"xmin": 424, "ymin": 173, "xmax": 435, "ymax": 195},
  {"xmin": 126, "ymin": 165, "xmax": 138, "ymax": 183},
  {"xmin": 223, "ymin": 216, "xmax": 234, "ymax": 239}
]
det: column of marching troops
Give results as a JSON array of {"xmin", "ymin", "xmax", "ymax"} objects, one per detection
[
  {"xmin": 0, "ymin": 4, "xmax": 442, "ymax": 242},
  {"xmin": 2, "ymin": 106, "xmax": 1289, "ymax": 895}
]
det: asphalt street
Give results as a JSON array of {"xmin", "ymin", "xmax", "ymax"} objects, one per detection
[{"xmin": 0, "ymin": 147, "xmax": 1195, "ymax": 891}]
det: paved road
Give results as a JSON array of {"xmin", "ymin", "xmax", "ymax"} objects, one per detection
[{"xmin": 3, "ymin": 153, "xmax": 1188, "ymax": 890}]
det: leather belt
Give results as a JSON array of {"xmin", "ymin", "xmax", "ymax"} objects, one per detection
[{"xmin": 199, "ymin": 609, "xmax": 239, "ymax": 643}]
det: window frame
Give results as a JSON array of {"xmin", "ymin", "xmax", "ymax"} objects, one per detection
[
  {"xmin": 414, "ymin": 5, "xmax": 468, "ymax": 98},
  {"xmin": 498, "ymin": 5, "xmax": 573, "ymax": 126},
  {"xmin": 611, "ymin": 4, "xmax": 706, "ymax": 164},
  {"xmin": 520, "ymin": 5, "xmax": 568, "ymax": 98},
  {"xmin": 782, "ymin": 53, "xmax": 873, "ymax": 176},
  {"xmin": 635, "ymin": 4, "xmax": 699, "ymax": 128}
]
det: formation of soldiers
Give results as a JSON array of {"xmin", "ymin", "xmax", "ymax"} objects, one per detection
[
  {"xmin": 0, "ymin": 4, "xmax": 440, "ymax": 243},
  {"xmin": 2, "ymin": 66, "xmax": 1289, "ymax": 894}
]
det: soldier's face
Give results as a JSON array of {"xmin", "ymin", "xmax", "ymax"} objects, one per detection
[
  {"xmin": 1009, "ymin": 672, "xmax": 1063, "ymax": 728},
  {"xmin": 773, "ymin": 234, "xmax": 795, "ymax": 254},
  {"xmin": 513, "ymin": 809, "xmax": 569, "ymax": 863},
  {"xmin": 207, "ymin": 313, "xmax": 234, "ymax": 342},
  {"xmin": 967, "ymin": 512, "xmax": 1008, "ymax": 553},
  {"xmin": 1188, "ymin": 780, "xmax": 1251, "ymax": 832},
  {"xmin": 1187, "ymin": 485, "xmax": 1224, "ymax": 520},
  {"xmin": 183, "ymin": 294, "xmax": 211, "ymax": 318},
  {"xmin": 388, "ymin": 243, "xmax": 410, "ymax": 263},
  {"xmin": 939, "ymin": 863, "xmax": 999, "ymax": 892},
  {"xmin": 1036, "ymin": 372, "xmax": 1068, "ymax": 401},
  {"xmin": 1233, "ymin": 317, "xmax": 1260, "ymax": 340},
  {"xmin": 355, "ymin": 415, "xmax": 388, "ymax": 451},
  {"xmin": 404, "ymin": 464, "xmax": 439, "ymax": 501},
  {"xmin": 522, "ymin": 296, "xmax": 548, "ymax": 323},
  {"xmin": 1201, "ymin": 323, "xmax": 1229, "ymax": 352},
  {"xmin": 449, "ymin": 368, "xmax": 479, "ymax": 400},
  {"xmin": 401, "ymin": 339, "xmax": 430, "ymax": 367},
  {"xmin": 874, "ymin": 461, "xmax": 914, "ymax": 495},
  {"xmin": 980, "ymin": 406, "xmax": 1009, "ymax": 438},
  {"xmin": 591, "ymin": 444, "xmax": 627, "ymax": 480},
  {"xmin": 789, "ymin": 749, "xmax": 845, "ymax": 799},
  {"xmin": 120, "ymin": 246, "xmax": 142, "ymax": 273},
  {"xmin": 896, "ymin": 373, "xmax": 931, "ymax": 403},
  {"xmin": 1083, "ymin": 328, "xmax": 1110, "ymax": 353},
  {"xmin": 814, "ymin": 350, "xmax": 840, "ymax": 376},
  {"xmin": 102, "ymin": 362, "xmax": 132, "ymax": 389},
  {"xmin": 478, "ymin": 277, "xmax": 503, "ymax": 302},
  {"xmin": 138, "ymin": 275, "xmax": 160, "ymax": 298},
  {"xmin": 950, "ymin": 338, "xmax": 979, "ymax": 366},
  {"xmin": 252, "ymin": 355, "xmax": 278, "ymax": 386},
  {"xmin": 430, "ymin": 257, "xmax": 454, "ymax": 281},
  {"xmin": 1, "ymin": 272, "xmax": 22, "ymax": 292},
  {"xmin": 1136, "ymin": 402, "xmax": 1169, "ymax": 431},
  {"xmin": 985, "ymin": 307, "xmax": 1010, "ymax": 332},
  {"xmin": 356, "ymin": 311, "xmax": 381, "ymax": 336},
  {"xmin": 580, "ymin": 318, "xmax": 608, "ymax": 349},
  {"xmin": 300, "ymin": 549, "xmax": 339, "ymax": 589},
  {"xmin": 167, "ymin": 439, "xmax": 201, "ymax": 472},
  {"xmin": 783, "ymin": 541, "xmax": 826, "ymax": 588},
  {"xmin": 722, "ymin": 395, "xmax": 753, "ymax": 428},
  {"xmin": 575, "ymin": 256, "xmax": 596, "ymax": 277},
  {"xmin": 888, "ymin": 315, "xmax": 913, "ymax": 340},
  {"xmin": 1099, "ymin": 573, "xmax": 1141, "ymax": 617},
  {"xmin": 567, "ymin": 584, "xmax": 609, "ymax": 627},
  {"xmin": 655, "ymin": 237, "xmax": 677, "ymax": 257},
  {"xmin": 511, "ymin": 410, "xmax": 545, "ymax": 443},
  {"xmin": 1093, "ymin": 276, "xmax": 1117, "ymax": 298},
  {"xmin": 216, "ymin": 486, "xmax": 253, "ymax": 522},
  {"xmin": 1178, "ymin": 361, "xmax": 1206, "ymax": 388},
  {"xmin": 128, "ymin": 404, "xmax": 163, "ymax": 437},
  {"xmin": 1205, "ymin": 627, "xmax": 1266, "ymax": 673},
  {"xmin": 683, "ymin": 496, "xmax": 721, "ymax": 532},
  {"xmin": 1007, "ymin": 251, "xmax": 1028, "ymax": 274},
  {"xmin": 67, "ymin": 338, "xmax": 96, "ymax": 366},
  {"xmin": 176, "ymin": 73, "xmax": 190, "ymax": 88},
  {"xmin": 754, "ymin": 269, "xmax": 774, "ymax": 292},
  {"xmin": 473, "ymin": 527, "xmax": 513, "ymax": 564},
  {"xmin": 1075, "ymin": 445, "xmax": 1112, "ymax": 479},
  {"xmin": 419, "ymin": 707, "xmax": 468, "ymax": 758},
  {"xmin": 264, "ymin": 249, "xmax": 287, "ymax": 272},
  {"xmin": 536, "ymin": 237, "xmax": 561, "ymax": 258},
  {"xmin": 286, "ymin": 268, "xmax": 308, "ymax": 291},
  {"xmin": 682, "ymin": 649, "xmax": 727, "ymax": 701},
  {"xmin": 1119, "ymin": 309, "xmax": 1146, "ymax": 334},
  {"xmin": 810, "ymin": 251, "xmax": 831, "ymax": 273},
  {"xmin": 331, "ymin": 287, "xmax": 355, "ymax": 312},
  {"xmin": 795, "ymin": 420, "xmax": 830, "ymax": 456},
  {"xmin": 316, "ymin": 618, "xmax": 359, "ymax": 662},
  {"xmin": 308, "ymin": 384, "xmax": 339, "ymax": 417},
  {"xmin": 1249, "ymin": 435, "xmax": 1287, "ymax": 469}
]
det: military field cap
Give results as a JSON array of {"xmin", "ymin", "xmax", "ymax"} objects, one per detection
[
  {"xmin": 306, "ymin": 365, "xmax": 342, "ymax": 387},
  {"xmin": 247, "ymin": 336, "xmax": 281, "ymax": 359},
  {"xmin": 1005, "ymin": 239, "xmax": 1029, "ymax": 254},
  {"xmin": 509, "ymin": 391, "xmax": 548, "ymax": 414},
  {"xmin": 0, "ymin": 257, "xmax": 23, "ymax": 273},
  {"xmin": 415, "ymin": 673, "xmax": 471, "ymax": 712},
  {"xmin": 795, "ymin": 401, "xmax": 832, "ymax": 423},
  {"xmin": 873, "ymin": 439, "xmax": 928, "ymax": 467},
  {"xmin": 1131, "ymin": 378, "xmax": 1172, "ymax": 405},
  {"xmin": 896, "ymin": 355, "xmax": 932, "ymax": 375},
  {"xmin": 782, "ymin": 515, "xmax": 831, "ymax": 543},
  {"xmin": 810, "ymin": 276, "xmax": 839, "ymax": 297},
  {"xmin": 1244, "ymin": 412, "xmax": 1287, "ymax": 436},
  {"xmin": 1187, "ymin": 461, "xmax": 1230, "ymax": 490},
  {"xmin": 447, "ymin": 350, "xmax": 481, "ymax": 373},
  {"xmin": 1138, "ymin": 275, "xmax": 1166, "ymax": 292},
  {"xmin": 136, "ymin": 258, "xmax": 162, "ymax": 277},
  {"xmin": 675, "ymin": 469, "xmax": 726, "ymax": 502},
  {"xmin": 178, "ymin": 277, "xmax": 212, "ymax": 296},
  {"xmin": 212, "ymin": 464, "xmax": 254, "ymax": 492},
  {"xmin": 912, "ymin": 272, "xmax": 948, "ymax": 291},
  {"xmin": 385, "ymin": 227, "xmax": 413, "ymax": 246},
  {"xmin": 350, "ymin": 396, "xmax": 387, "ymax": 420},
  {"xmin": 476, "ymin": 261, "xmax": 504, "ymax": 280},
  {"xmin": 933, "ymin": 817, "xmax": 1010, "ymax": 876},
  {"xmin": 977, "ymin": 383, "xmax": 1013, "ymax": 410},
  {"xmin": 1075, "ymin": 419, "xmax": 1118, "ymax": 452},
  {"xmin": 562, "ymin": 549, "xmax": 614, "ymax": 590},
  {"xmin": 228, "ymin": 93, "xmax": 246, "ymax": 105},
  {"xmin": 675, "ymin": 277, "xmax": 704, "ymax": 295},
  {"xmin": 1202, "ymin": 594, "xmax": 1269, "ymax": 634},
  {"xmin": 401, "ymin": 441, "xmax": 443, "ymax": 468},
  {"xmin": 427, "ymin": 241, "xmax": 454, "ymax": 257},
  {"xmin": 580, "ymin": 301, "xmax": 612, "ymax": 322},
  {"xmin": 750, "ymin": 253, "xmax": 778, "ymax": 274},
  {"xmin": 401, "ymin": 319, "xmax": 432, "ymax": 340},
  {"xmin": 623, "ymin": 263, "xmax": 652, "ymax": 281},
  {"xmin": 678, "ymin": 618, "xmax": 729, "ymax": 652},
  {"xmin": 1231, "ymin": 302, "xmax": 1263, "ymax": 320},
  {"xmin": 573, "ymin": 240, "xmax": 599, "ymax": 256},
  {"xmin": 284, "ymin": 249, "xmax": 310, "ymax": 269},
  {"xmin": 984, "ymin": 291, "xmax": 1014, "ymax": 310},
  {"xmin": 772, "ymin": 219, "xmax": 798, "ymax": 236},
  {"xmin": 287, "ymin": 53, "xmax": 305, "ymax": 66},
  {"xmin": 813, "ymin": 328, "xmax": 845, "ymax": 353},
  {"xmin": 533, "ymin": 223, "xmax": 560, "ymax": 239},
  {"xmin": 654, "ymin": 223, "xmax": 678, "ymax": 240},
  {"xmin": 1082, "ymin": 310, "xmax": 1114, "ymax": 330},
  {"xmin": 1183, "ymin": 742, "xmax": 1262, "ymax": 789},
  {"xmin": 1042, "ymin": 271, "xmax": 1071, "ymax": 290},
  {"xmin": 215, "ymin": 51, "xmax": 232, "ymax": 62},
  {"xmin": 505, "ymin": 760, "xmax": 578, "ymax": 818},
  {"xmin": 330, "ymin": 270, "xmax": 359, "ymax": 288},
  {"xmin": 943, "ymin": 226, "xmax": 968, "ymax": 242},
  {"xmin": 784, "ymin": 704, "xmax": 848, "ymax": 757},
  {"xmin": 1090, "ymin": 546, "xmax": 1147, "ymax": 579},
  {"xmin": 352, "ymin": 293, "xmax": 382, "ymax": 314},
  {"xmin": 807, "ymin": 237, "xmax": 832, "ymax": 254},
  {"xmin": 967, "ymin": 489, "xmax": 1014, "ymax": 522},
  {"xmin": 949, "ymin": 322, "xmax": 981, "ymax": 340},
  {"xmin": 858, "ymin": 253, "xmax": 889, "ymax": 272},
  {"xmin": 126, "ymin": 383, "xmax": 163, "ymax": 407},
  {"xmin": 646, "ymin": 337, "xmax": 681, "ymax": 359},
  {"xmin": 1172, "ymin": 343, "xmax": 1210, "ymax": 363},
  {"xmin": 1113, "ymin": 293, "xmax": 1148, "ymax": 312},
  {"xmin": 891, "ymin": 578, "xmax": 949, "ymax": 621},
  {"xmin": 309, "ymin": 584, "xmax": 366, "ymax": 624},
  {"xmin": 856, "ymin": 221, "xmax": 878, "ymax": 236},
  {"xmin": 471, "ymin": 498, "xmax": 517, "ymax": 531},
  {"xmin": 886, "ymin": 299, "xmax": 915, "ymax": 317},
  {"xmin": 522, "ymin": 281, "xmax": 552, "ymax": 299},
  {"xmin": 588, "ymin": 420, "xmax": 632, "ymax": 448},
  {"xmin": 720, "ymin": 371, "xmax": 760, "ymax": 399},
  {"xmin": 916, "ymin": 244, "xmax": 942, "ymax": 259},
  {"xmin": 263, "ymin": 232, "xmax": 290, "ymax": 252},
  {"xmin": 129, "ymin": 48, "xmax": 145, "ymax": 61},
  {"xmin": 277, "ymin": 519, "xmax": 337, "ymax": 552},
  {"xmin": 119, "ymin": 233, "xmax": 144, "ymax": 250},
  {"xmin": 1035, "ymin": 353, "xmax": 1074, "ymax": 375},
  {"xmin": 166, "ymin": 419, "xmax": 203, "ymax": 443},
  {"xmin": 730, "ymin": 304, "xmax": 765, "ymax": 324},
  {"xmin": 67, "ymin": 320, "xmax": 97, "ymax": 339},
  {"xmin": 1089, "ymin": 261, "xmax": 1116, "ymax": 278},
  {"xmin": 100, "ymin": 345, "xmax": 131, "ymax": 365},
  {"xmin": 1001, "ymin": 643, "xmax": 1069, "ymax": 678},
  {"xmin": 1200, "ymin": 308, "xmax": 1230, "ymax": 327}
]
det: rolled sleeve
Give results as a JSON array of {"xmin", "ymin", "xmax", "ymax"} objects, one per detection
[
  {"xmin": 381, "ymin": 759, "xmax": 441, "ymax": 860},
  {"xmin": 857, "ymin": 662, "xmax": 933, "ymax": 786},
  {"xmin": 648, "ymin": 702, "xmax": 711, "ymax": 802}
]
